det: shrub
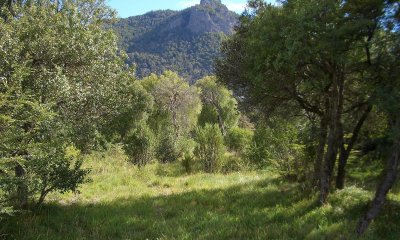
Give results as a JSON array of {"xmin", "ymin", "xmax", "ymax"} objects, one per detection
[
  {"xmin": 180, "ymin": 138, "xmax": 197, "ymax": 173},
  {"xmin": 181, "ymin": 152, "xmax": 195, "ymax": 174},
  {"xmin": 28, "ymin": 145, "xmax": 88, "ymax": 207},
  {"xmin": 247, "ymin": 119, "xmax": 305, "ymax": 179},
  {"xmin": 123, "ymin": 123, "xmax": 155, "ymax": 166},
  {"xmin": 220, "ymin": 153, "xmax": 249, "ymax": 173},
  {"xmin": 194, "ymin": 124, "xmax": 225, "ymax": 173},
  {"xmin": 225, "ymin": 127, "xmax": 253, "ymax": 154},
  {"xmin": 155, "ymin": 126, "xmax": 181, "ymax": 163}
]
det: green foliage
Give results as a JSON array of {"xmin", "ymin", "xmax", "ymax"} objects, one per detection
[
  {"xmin": 123, "ymin": 123, "xmax": 155, "ymax": 167},
  {"xmin": 225, "ymin": 127, "xmax": 253, "ymax": 154},
  {"xmin": 143, "ymin": 71, "xmax": 202, "ymax": 137},
  {"xmin": 220, "ymin": 153, "xmax": 249, "ymax": 173},
  {"xmin": 194, "ymin": 123, "xmax": 225, "ymax": 173},
  {"xmin": 196, "ymin": 76, "xmax": 239, "ymax": 132},
  {"xmin": 140, "ymin": 71, "xmax": 202, "ymax": 164},
  {"xmin": 180, "ymin": 138, "xmax": 197, "ymax": 173},
  {"xmin": 27, "ymin": 145, "xmax": 88, "ymax": 206},
  {"xmin": 247, "ymin": 119, "xmax": 306, "ymax": 179},
  {"xmin": 217, "ymin": 0, "xmax": 399, "ymax": 210},
  {"xmin": 181, "ymin": 152, "xmax": 195, "ymax": 174},
  {"xmin": 0, "ymin": 0, "xmax": 141, "ymax": 152},
  {"xmin": 0, "ymin": 96, "xmax": 88, "ymax": 208},
  {"xmin": 104, "ymin": 79, "xmax": 154, "ymax": 142},
  {"xmin": 0, "ymin": 0, "xmax": 143, "ymax": 212},
  {"xmin": 155, "ymin": 126, "xmax": 180, "ymax": 164}
]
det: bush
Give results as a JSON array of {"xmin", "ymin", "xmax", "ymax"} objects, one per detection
[
  {"xmin": 0, "ymin": 104, "xmax": 89, "ymax": 209},
  {"xmin": 247, "ymin": 119, "xmax": 305, "ymax": 179},
  {"xmin": 180, "ymin": 138, "xmax": 197, "ymax": 174},
  {"xmin": 225, "ymin": 127, "xmax": 253, "ymax": 154},
  {"xmin": 194, "ymin": 124, "xmax": 225, "ymax": 173},
  {"xmin": 155, "ymin": 126, "xmax": 181, "ymax": 163},
  {"xmin": 123, "ymin": 123, "xmax": 155, "ymax": 166},
  {"xmin": 28, "ymin": 145, "xmax": 88, "ymax": 207},
  {"xmin": 181, "ymin": 152, "xmax": 195, "ymax": 174},
  {"xmin": 1, "ymin": 142, "xmax": 88, "ymax": 209},
  {"xmin": 220, "ymin": 153, "xmax": 249, "ymax": 173}
]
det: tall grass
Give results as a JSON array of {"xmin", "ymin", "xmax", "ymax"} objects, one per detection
[{"xmin": 2, "ymin": 146, "xmax": 400, "ymax": 239}]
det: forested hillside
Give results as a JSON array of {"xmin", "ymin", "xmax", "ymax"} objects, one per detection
[{"xmin": 112, "ymin": 0, "xmax": 238, "ymax": 82}]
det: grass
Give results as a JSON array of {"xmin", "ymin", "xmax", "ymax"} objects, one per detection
[{"xmin": 2, "ymin": 146, "xmax": 400, "ymax": 239}]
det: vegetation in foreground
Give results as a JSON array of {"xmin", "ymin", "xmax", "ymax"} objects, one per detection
[
  {"xmin": 1, "ymin": 0, "xmax": 399, "ymax": 238},
  {"xmin": 2, "ymin": 147, "xmax": 400, "ymax": 240}
]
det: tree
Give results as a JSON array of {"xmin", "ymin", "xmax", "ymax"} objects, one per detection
[
  {"xmin": 196, "ymin": 76, "xmax": 239, "ymax": 136},
  {"xmin": 357, "ymin": 7, "xmax": 400, "ymax": 233},
  {"xmin": 143, "ymin": 71, "xmax": 201, "ymax": 137},
  {"xmin": 217, "ymin": 0, "xmax": 387, "ymax": 204},
  {"xmin": 3, "ymin": 0, "xmax": 125, "ymax": 151},
  {"xmin": 141, "ymin": 71, "xmax": 201, "ymax": 163},
  {"xmin": 0, "ymin": 0, "xmax": 146, "ymax": 209}
]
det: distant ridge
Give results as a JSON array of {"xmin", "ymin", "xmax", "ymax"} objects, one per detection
[{"xmin": 112, "ymin": 0, "xmax": 238, "ymax": 82}]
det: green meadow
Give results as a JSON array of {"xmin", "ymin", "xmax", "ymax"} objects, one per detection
[{"xmin": 3, "ymin": 147, "xmax": 400, "ymax": 240}]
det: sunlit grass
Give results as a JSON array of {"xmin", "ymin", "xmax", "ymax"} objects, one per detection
[{"xmin": 2, "ymin": 146, "xmax": 400, "ymax": 239}]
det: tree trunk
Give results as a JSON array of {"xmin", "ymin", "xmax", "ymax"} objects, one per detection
[
  {"xmin": 319, "ymin": 71, "xmax": 344, "ymax": 204},
  {"xmin": 15, "ymin": 163, "xmax": 28, "ymax": 209},
  {"xmin": 336, "ymin": 105, "xmax": 372, "ymax": 189},
  {"xmin": 35, "ymin": 188, "xmax": 52, "ymax": 209},
  {"xmin": 212, "ymin": 99, "xmax": 226, "ymax": 136},
  {"xmin": 217, "ymin": 113, "xmax": 226, "ymax": 136},
  {"xmin": 319, "ymin": 122, "xmax": 340, "ymax": 204},
  {"xmin": 356, "ymin": 116, "xmax": 400, "ymax": 235},
  {"xmin": 313, "ymin": 116, "xmax": 328, "ymax": 186}
]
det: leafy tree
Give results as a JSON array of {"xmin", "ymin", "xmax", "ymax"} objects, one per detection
[
  {"xmin": 141, "ymin": 71, "xmax": 201, "ymax": 163},
  {"xmin": 103, "ymin": 78, "xmax": 153, "ymax": 142},
  {"xmin": 0, "ymin": 0, "xmax": 127, "ymax": 151},
  {"xmin": 357, "ymin": 5, "xmax": 400, "ymax": 234},
  {"xmin": 0, "ymin": 0, "xmax": 148, "ymax": 210},
  {"xmin": 143, "ymin": 71, "xmax": 201, "ymax": 137},
  {"xmin": 218, "ymin": 0, "xmax": 400, "ymax": 233},
  {"xmin": 196, "ymin": 76, "xmax": 239, "ymax": 136},
  {"xmin": 217, "ymin": 0, "xmax": 389, "ymax": 204}
]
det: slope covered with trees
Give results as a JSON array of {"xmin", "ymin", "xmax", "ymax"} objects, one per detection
[{"xmin": 112, "ymin": 0, "xmax": 238, "ymax": 82}]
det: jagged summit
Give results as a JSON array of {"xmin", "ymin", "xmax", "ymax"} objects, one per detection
[
  {"xmin": 200, "ymin": 0, "xmax": 222, "ymax": 7},
  {"xmin": 187, "ymin": 0, "xmax": 235, "ymax": 34}
]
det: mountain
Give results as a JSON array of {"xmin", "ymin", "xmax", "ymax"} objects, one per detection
[{"xmin": 112, "ymin": 0, "xmax": 238, "ymax": 82}]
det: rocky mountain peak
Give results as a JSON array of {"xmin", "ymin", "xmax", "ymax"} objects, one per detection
[
  {"xmin": 200, "ymin": 0, "xmax": 222, "ymax": 8},
  {"xmin": 186, "ymin": 0, "xmax": 236, "ymax": 34}
]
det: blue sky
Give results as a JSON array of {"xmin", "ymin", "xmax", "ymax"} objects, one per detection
[{"xmin": 107, "ymin": 0, "xmax": 250, "ymax": 18}]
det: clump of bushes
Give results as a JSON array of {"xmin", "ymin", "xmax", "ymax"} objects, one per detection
[
  {"xmin": 155, "ymin": 126, "xmax": 181, "ymax": 164},
  {"xmin": 194, "ymin": 124, "xmax": 225, "ymax": 173},
  {"xmin": 123, "ymin": 123, "xmax": 155, "ymax": 167},
  {"xmin": 225, "ymin": 127, "xmax": 253, "ymax": 155},
  {"xmin": 247, "ymin": 119, "xmax": 306, "ymax": 180}
]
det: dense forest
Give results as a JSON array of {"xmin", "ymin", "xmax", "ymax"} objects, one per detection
[{"xmin": 0, "ymin": 0, "xmax": 400, "ymax": 239}]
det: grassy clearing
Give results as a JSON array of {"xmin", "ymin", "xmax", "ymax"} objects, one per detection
[{"xmin": 2, "ymin": 147, "xmax": 400, "ymax": 239}]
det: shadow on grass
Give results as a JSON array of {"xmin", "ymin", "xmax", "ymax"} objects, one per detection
[{"xmin": 3, "ymin": 178, "xmax": 400, "ymax": 240}]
